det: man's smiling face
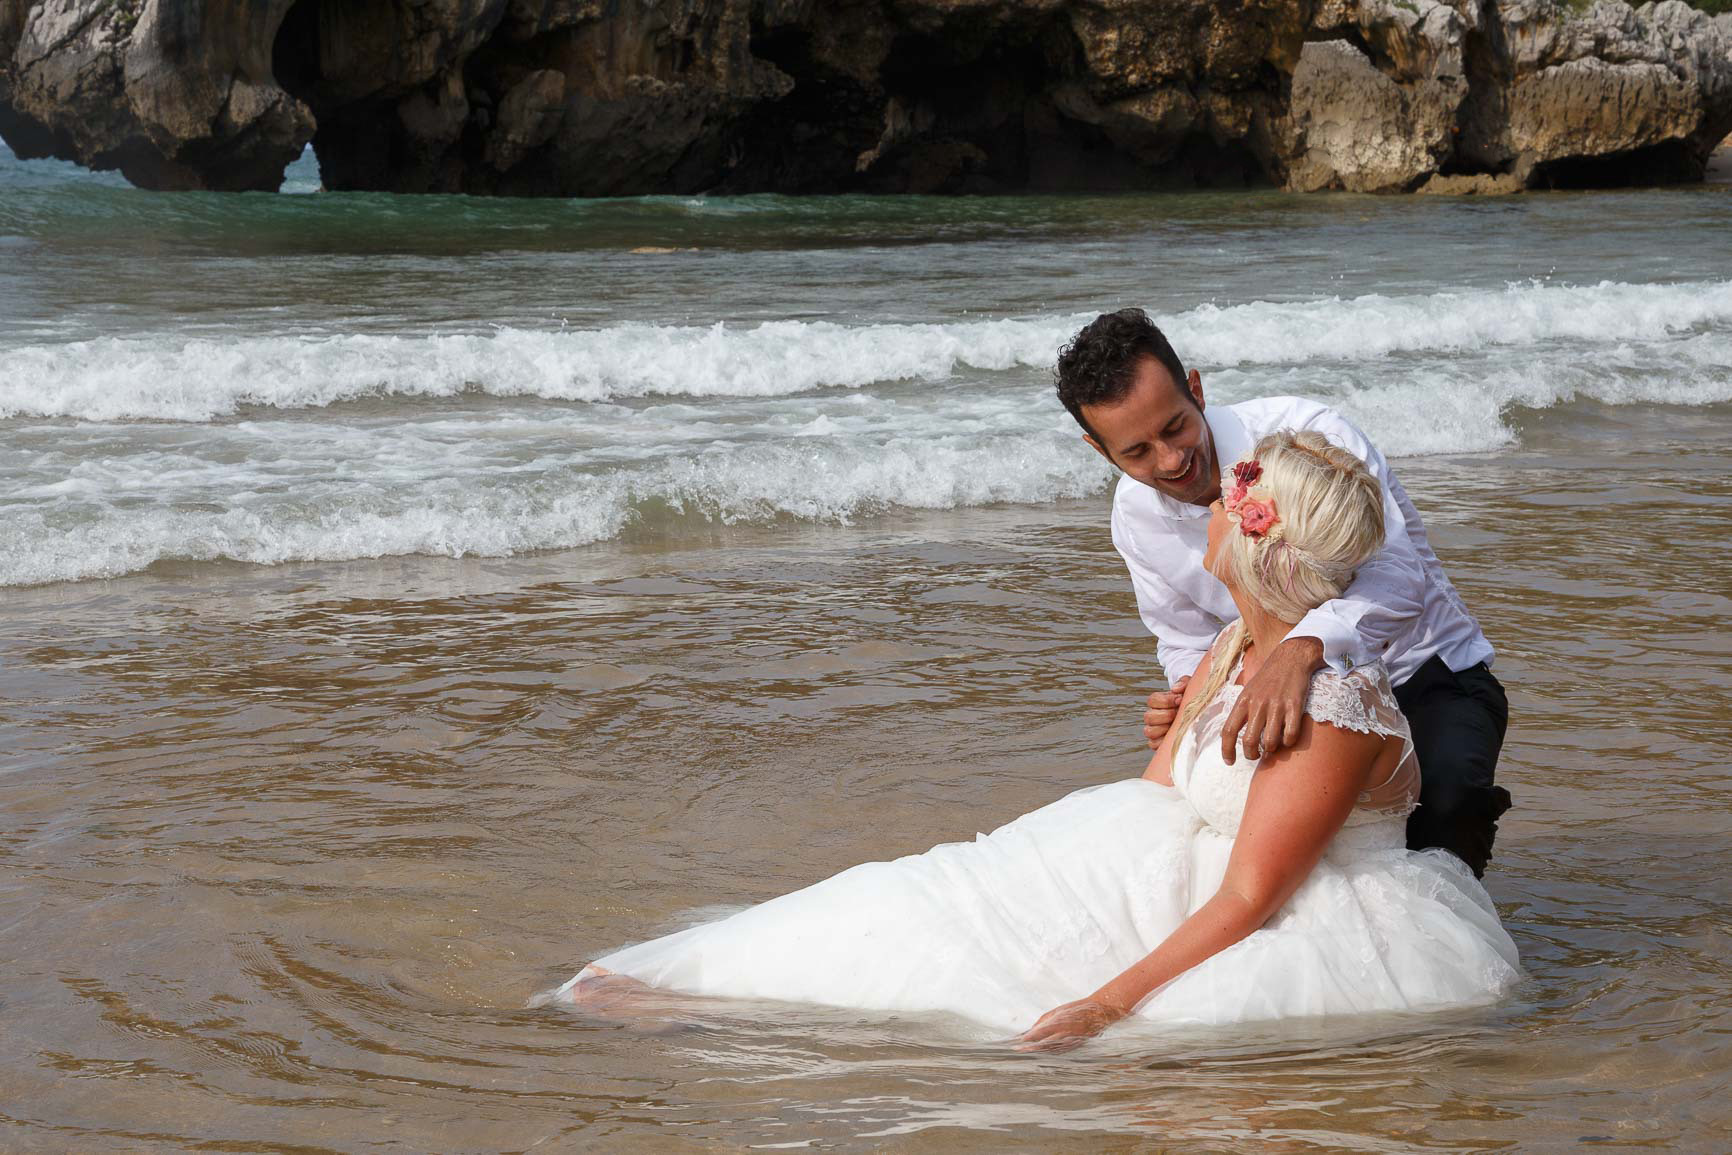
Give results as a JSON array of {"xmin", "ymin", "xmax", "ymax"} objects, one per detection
[{"xmin": 1079, "ymin": 355, "xmax": 1219, "ymax": 508}]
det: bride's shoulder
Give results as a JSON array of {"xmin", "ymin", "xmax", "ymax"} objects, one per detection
[{"xmin": 1303, "ymin": 662, "xmax": 1406, "ymax": 740}]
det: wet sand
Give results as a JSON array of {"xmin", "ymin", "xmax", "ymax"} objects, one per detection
[{"xmin": 4, "ymin": 399, "xmax": 1731, "ymax": 1150}]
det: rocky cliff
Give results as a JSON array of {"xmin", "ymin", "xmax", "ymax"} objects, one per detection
[{"xmin": 2, "ymin": 0, "xmax": 1730, "ymax": 194}]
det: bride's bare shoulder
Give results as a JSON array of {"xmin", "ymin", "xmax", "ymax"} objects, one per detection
[{"xmin": 1251, "ymin": 713, "xmax": 1389, "ymax": 800}]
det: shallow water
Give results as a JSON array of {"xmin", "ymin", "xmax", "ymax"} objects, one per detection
[{"xmin": 3, "ymin": 145, "xmax": 1732, "ymax": 1149}]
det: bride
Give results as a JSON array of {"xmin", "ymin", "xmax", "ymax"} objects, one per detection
[{"xmin": 553, "ymin": 430, "xmax": 1521, "ymax": 1050}]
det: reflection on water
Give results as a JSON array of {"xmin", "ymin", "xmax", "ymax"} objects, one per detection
[{"xmin": 3, "ymin": 401, "xmax": 1730, "ymax": 1148}]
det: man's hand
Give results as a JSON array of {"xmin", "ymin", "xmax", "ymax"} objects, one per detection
[
  {"xmin": 1143, "ymin": 676, "xmax": 1192, "ymax": 749},
  {"xmin": 1013, "ymin": 996, "xmax": 1127, "ymax": 1053},
  {"xmin": 1220, "ymin": 636, "xmax": 1326, "ymax": 764}
]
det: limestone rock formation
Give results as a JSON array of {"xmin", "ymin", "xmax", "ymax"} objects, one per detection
[
  {"xmin": 1284, "ymin": 0, "xmax": 1732, "ymax": 191},
  {"xmin": 1, "ymin": 0, "xmax": 1729, "ymax": 194},
  {"xmin": 0, "ymin": 0, "xmax": 314, "ymax": 189},
  {"xmin": 1498, "ymin": 0, "xmax": 1732, "ymax": 186}
]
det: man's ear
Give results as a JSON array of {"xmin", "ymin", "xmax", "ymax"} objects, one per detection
[
  {"xmin": 1187, "ymin": 368, "xmax": 1205, "ymax": 411},
  {"xmin": 1082, "ymin": 433, "xmax": 1114, "ymax": 465}
]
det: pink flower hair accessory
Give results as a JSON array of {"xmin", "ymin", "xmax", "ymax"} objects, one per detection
[
  {"xmin": 1222, "ymin": 457, "xmax": 1280, "ymax": 539},
  {"xmin": 1224, "ymin": 459, "xmax": 1262, "ymax": 509},
  {"xmin": 1235, "ymin": 496, "xmax": 1279, "ymax": 539}
]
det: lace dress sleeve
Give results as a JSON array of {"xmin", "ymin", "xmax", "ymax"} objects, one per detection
[{"xmin": 1304, "ymin": 664, "xmax": 1419, "ymax": 817}]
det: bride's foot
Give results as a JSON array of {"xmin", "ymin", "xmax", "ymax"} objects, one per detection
[
  {"xmin": 560, "ymin": 966, "xmax": 699, "ymax": 1029},
  {"xmin": 564, "ymin": 965, "xmax": 636, "ymax": 1006}
]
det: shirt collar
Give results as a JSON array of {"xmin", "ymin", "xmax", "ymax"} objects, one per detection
[{"xmin": 1143, "ymin": 402, "xmax": 1253, "ymax": 521}]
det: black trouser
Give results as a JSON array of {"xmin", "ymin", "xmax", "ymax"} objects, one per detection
[{"xmin": 1392, "ymin": 656, "xmax": 1511, "ymax": 878}]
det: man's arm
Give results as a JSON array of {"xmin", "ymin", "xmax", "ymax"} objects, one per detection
[
  {"xmin": 1112, "ymin": 496, "xmax": 1218, "ymax": 747},
  {"xmin": 1113, "ymin": 502, "xmax": 1214, "ymax": 683},
  {"xmin": 1220, "ymin": 405, "xmax": 1427, "ymax": 762},
  {"xmin": 1283, "ymin": 411, "xmax": 1426, "ymax": 674}
]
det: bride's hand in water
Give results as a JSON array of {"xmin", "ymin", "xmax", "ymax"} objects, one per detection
[{"xmin": 1014, "ymin": 997, "xmax": 1127, "ymax": 1053}]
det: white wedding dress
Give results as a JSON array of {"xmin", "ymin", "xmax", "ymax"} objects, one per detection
[{"xmin": 555, "ymin": 658, "xmax": 1521, "ymax": 1035}]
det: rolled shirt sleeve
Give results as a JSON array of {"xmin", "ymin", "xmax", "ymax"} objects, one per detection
[{"xmin": 1283, "ymin": 406, "xmax": 1427, "ymax": 674}]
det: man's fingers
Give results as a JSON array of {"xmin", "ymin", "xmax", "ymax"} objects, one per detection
[
  {"xmin": 1220, "ymin": 699, "xmax": 1249, "ymax": 763},
  {"xmin": 1241, "ymin": 704, "xmax": 1267, "ymax": 761},
  {"xmin": 1260, "ymin": 714, "xmax": 1283, "ymax": 759},
  {"xmin": 1280, "ymin": 706, "xmax": 1304, "ymax": 749},
  {"xmin": 1240, "ymin": 699, "xmax": 1267, "ymax": 761}
]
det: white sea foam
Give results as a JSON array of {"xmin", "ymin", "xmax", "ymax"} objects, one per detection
[
  {"xmin": 1219, "ymin": 329, "xmax": 1732, "ymax": 455},
  {"xmin": 7, "ymin": 278, "xmax": 1732, "ymax": 422},
  {"xmin": 1172, "ymin": 278, "xmax": 1732, "ymax": 367},
  {"xmin": 9, "ymin": 325, "xmax": 1731, "ymax": 588},
  {"xmin": 0, "ymin": 430, "xmax": 1112, "ymax": 586},
  {"xmin": 8, "ymin": 278, "xmax": 1732, "ymax": 586},
  {"xmin": 0, "ymin": 319, "xmax": 1076, "ymax": 422}
]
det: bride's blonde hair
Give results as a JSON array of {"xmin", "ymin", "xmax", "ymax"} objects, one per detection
[{"xmin": 1170, "ymin": 429, "xmax": 1386, "ymax": 742}]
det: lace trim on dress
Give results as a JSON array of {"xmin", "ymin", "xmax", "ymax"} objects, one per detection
[
  {"xmin": 1302, "ymin": 664, "xmax": 1420, "ymax": 817},
  {"xmin": 1303, "ymin": 671, "xmax": 1386, "ymax": 738}
]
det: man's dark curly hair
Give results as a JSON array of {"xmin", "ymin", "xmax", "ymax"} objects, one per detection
[{"xmin": 1054, "ymin": 308, "xmax": 1191, "ymax": 438}]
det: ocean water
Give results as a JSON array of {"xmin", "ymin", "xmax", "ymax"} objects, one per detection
[
  {"xmin": 3, "ymin": 143, "xmax": 1732, "ymax": 1150},
  {"xmin": 4, "ymin": 145, "xmax": 1731, "ymax": 586}
]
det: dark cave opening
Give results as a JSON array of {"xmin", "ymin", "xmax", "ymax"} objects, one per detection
[
  {"xmin": 270, "ymin": 0, "xmax": 461, "ymax": 193},
  {"xmin": 736, "ymin": 16, "xmax": 1269, "ymax": 194},
  {"xmin": 264, "ymin": 0, "xmax": 1274, "ymax": 195},
  {"xmin": 1527, "ymin": 140, "xmax": 1705, "ymax": 189},
  {"xmin": 271, "ymin": 0, "xmax": 323, "ymax": 106}
]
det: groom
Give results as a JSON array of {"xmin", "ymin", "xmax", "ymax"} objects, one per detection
[{"xmin": 1056, "ymin": 308, "xmax": 1512, "ymax": 876}]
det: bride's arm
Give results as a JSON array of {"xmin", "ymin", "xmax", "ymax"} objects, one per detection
[{"xmin": 1019, "ymin": 717, "xmax": 1385, "ymax": 1050}]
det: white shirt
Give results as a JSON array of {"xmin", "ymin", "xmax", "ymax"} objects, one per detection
[{"xmin": 1110, "ymin": 395, "xmax": 1494, "ymax": 687}]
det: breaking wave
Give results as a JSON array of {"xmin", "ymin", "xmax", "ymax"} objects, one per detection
[
  {"xmin": 7, "ymin": 277, "xmax": 1732, "ymax": 586},
  {"xmin": 6, "ymin": 278, "xmax": 1732, "ymax": 422},
  {"xmin": 0, "ymin": 432, "xmax": 1110, "ymax": 586}
]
